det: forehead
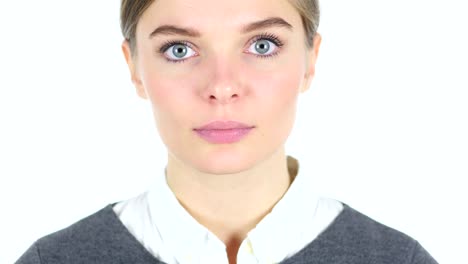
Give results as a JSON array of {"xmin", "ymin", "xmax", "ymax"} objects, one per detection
[{"xmin": 138, "ymin": 0, "xmax": 302, "ymax": 35}]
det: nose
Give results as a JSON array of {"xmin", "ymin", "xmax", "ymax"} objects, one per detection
[
  {"xmin": 202, "ymin": 56, "xmax": 243, "ymax": 105},
  {"xmin": 208, "ymin": 84, "xmax": 239, "ymax": 105}
]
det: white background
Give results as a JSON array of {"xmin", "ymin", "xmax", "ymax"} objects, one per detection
[{"xmin": 1, "ymin": 1, "xmax": 467, "ymax": 263}]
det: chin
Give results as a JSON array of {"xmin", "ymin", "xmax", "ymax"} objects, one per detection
[{"xmin": 192, "ymin": 147, "xmax": 260, "ymax": 175}]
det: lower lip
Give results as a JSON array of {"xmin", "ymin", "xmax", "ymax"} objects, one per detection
[{"xmin": 194, "ymin": 127, "xmax": 254, "ymax": 144}]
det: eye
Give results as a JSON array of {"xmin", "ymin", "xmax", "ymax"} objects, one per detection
[
  {"xmin": 160, "ymin": 41, "xmax": 197, "ymax": 63},
  {"xmin": 246, "ymin": 34, "xmax": 283, "ymax": 57},
  {"xmin": 248, "ymin": 39, "xmax": 276, "ymax": 56}
]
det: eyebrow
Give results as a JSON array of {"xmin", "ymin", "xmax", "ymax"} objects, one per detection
[{"xmin": 149, "ymin": 17, "xmax": 293, "ymax": 39}]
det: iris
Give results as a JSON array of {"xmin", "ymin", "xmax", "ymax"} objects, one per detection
[
  {"xmin": 255, "ymin": 40, "xmax": 270, "ymax": 54},
  {"xmin": 172, "ymin": 44, "xmax": 188, "ymax": 58}
]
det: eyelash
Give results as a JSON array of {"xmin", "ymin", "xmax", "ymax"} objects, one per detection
[{"xmin": 158, "ymin": 33, "xmax": 284, "ymax": 64}]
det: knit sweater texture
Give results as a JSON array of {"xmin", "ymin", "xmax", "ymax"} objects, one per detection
[{"xmin": 16, "ymin": 204, "xmax": 438, "ymax": 264}]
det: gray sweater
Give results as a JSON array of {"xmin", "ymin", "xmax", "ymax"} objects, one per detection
[{"xmin": 16, "ymin": 204, "xmax": 437, "ymax": 264}]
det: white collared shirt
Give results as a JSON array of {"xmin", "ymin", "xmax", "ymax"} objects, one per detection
[{"xmin": 113, "ymin": 156, "xmax": 343, "ymax": 264}]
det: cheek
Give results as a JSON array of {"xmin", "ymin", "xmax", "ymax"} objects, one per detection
[
  {"xmin": 240, "ymin": 60, "xmax": 304, "ymax": 150},
  {"xmin": 139, "ymin": 66, "xmax": 197, "ymax": 138},
  {"xmin": 253, "ymin": 62, "xmax": 304, "ymax": 121},
  {"xmin": 149, "ymin": 81, "xmax": 191, "ymax": 117},
  {"xmin": 141, "ymin": 74, "xmax": 199, "ymax": 155}
]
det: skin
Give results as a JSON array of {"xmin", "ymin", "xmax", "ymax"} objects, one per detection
[{"xmin": 122, "ymin": 0, "xmax": 321, "ymax": 262}]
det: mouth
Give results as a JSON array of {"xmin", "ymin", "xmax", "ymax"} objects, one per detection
[{"xmin": 193, "ymin": 121, "xmax": 255, "ymax": 144}]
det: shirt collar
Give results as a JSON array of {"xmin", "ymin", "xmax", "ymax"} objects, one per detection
[
  {"xmin": 146, "ymin": 155, "xmax": 319, "ymax": 263},
  {"xmin": 147, "ymin": 167, "xmax": 220, "ymax": 262},
  {"xmin": 246, "ymin": 155, "xmax": 320, "ymax": 262}
]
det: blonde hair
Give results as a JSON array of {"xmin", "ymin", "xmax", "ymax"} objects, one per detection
[{"xmin": 120, "ymin": 0, "xmax": 320, "ymax": 54}]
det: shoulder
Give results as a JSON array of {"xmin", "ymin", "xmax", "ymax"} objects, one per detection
[
  {"xmin": 283, "ymin": 203, "xmax": 438, "ymax": 264},
  {"xmin": 326, "ymin": 204, "xmax": 415, "ymax": 246},
  {"xmin": 16, "ymin": 205, "xmax": 163, "ymax": 264}
]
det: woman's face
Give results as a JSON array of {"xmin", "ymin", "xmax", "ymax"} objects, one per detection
[{"xmin": 123, "ymin": 0, "xmax": 320, "ymax": 174}]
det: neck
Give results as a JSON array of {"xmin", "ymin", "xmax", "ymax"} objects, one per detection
[{"xmin": 165, "ymin": 147, "xmax": 294, "ymax": 244}]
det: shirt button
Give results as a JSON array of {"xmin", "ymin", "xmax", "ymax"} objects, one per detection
[{"xmin": 245, "ymin": 240, "xmax": 254, "ymax": 254}]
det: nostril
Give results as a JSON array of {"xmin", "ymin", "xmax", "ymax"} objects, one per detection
[{"xmin": 207, "ymin": 91, "xmax": 240, "ymax": 103}]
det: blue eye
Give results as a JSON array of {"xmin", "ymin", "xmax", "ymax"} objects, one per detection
[
  {"xmin": 170, "ymin": 44, "xmax": 189, "ymax": 58},
  {"xmin": 248, "ymin": 39, "xmax": 275, "ymax": 56},
  {"xmin": 160, "ymin": 41, "xmax": 197, "ymax": 62},
  {"xmin": 247, "ymin": 33, "xmax": 284, "ymax": 58}
]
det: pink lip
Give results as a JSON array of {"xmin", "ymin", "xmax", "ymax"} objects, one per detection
[{"xmin": 194, "ymin": 121, "xmax": 255, "ymax": 144}]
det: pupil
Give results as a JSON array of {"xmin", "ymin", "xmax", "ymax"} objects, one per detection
[{"xmin": 256, "ymin": 40, "xmax": 270, "ymax": 54}]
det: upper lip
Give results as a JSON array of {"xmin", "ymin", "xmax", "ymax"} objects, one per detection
[{"xmin": 194, "ymin": 121, "xmax": 254, "ymax": 130}]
